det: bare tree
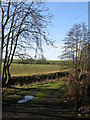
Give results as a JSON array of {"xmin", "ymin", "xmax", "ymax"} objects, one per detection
[
  {"xmin": 0, "ymin": 0, "xmax": 52, "ymax": 87},
  {"xmin": 61, "ymin": 30, "xmax": 76, "ymax": 69},
  {"xmin": 61, "ymin": 23, "xmax": 88, "ymax": 71},
  {"xmin": 61, "ymin": 23, "xmax": 89, "ymax": 111}
]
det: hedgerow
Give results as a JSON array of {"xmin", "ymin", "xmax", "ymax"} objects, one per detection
[{"xmin": 7, "ymin": 72, "xmax": 69, "ymax": 86}]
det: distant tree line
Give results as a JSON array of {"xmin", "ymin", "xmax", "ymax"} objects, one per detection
[{"xmin": 11, "ymin": 58, "xmax": 73, "ymax": 67}]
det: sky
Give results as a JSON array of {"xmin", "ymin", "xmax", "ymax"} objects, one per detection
[
  {"xmin": 42, "ymin": 2, "xmax": 88, "ymax": 60},
  {"xmin": 0, "ymin": 1, "xmax": 88, "ymax": 60}
]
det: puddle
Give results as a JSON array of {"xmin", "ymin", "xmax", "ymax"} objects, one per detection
[{"xmin": 18, "ymin": 95, "xmax": 34, "ymax": 104}]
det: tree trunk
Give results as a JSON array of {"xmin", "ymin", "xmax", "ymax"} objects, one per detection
[
  {"xmin": 2, "ymin": 65, "xmax": 11, "ymax": 87},
  {"xmin": 73, "ymin": 51, "xmax": 74, "ymax": 69}
]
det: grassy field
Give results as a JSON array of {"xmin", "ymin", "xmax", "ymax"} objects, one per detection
[
  {"xmin": 2, "ymin": 79, "xmax": 89, "ymax": 119},
  {"xmin": 9, "ymin": 63, "xmax": 69, "ymax": 76},
  {"xmin": 3, "ymin": 59, "xmax": 89, "ymax": 119}
]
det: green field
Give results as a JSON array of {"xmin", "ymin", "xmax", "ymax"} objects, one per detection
[
  {"xmin": 2, "ymin": 79, "xmax": 69, "ymax": 118},
  {"xmin": 10, "ymin": 63, "xmax": 69, "ymax": 76},
  {"xmin": 2, "ymin": 60, "xmax": 90, "ymax": 119},
  {"xmin": 3, "ymin": 79, "xmax": 90, "ymax": 119}
]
